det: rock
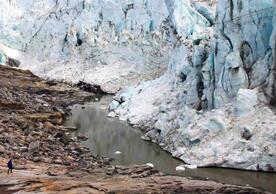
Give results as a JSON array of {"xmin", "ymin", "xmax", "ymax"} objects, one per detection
[
  {"xmin": 76, "ymin": 81, "xmax": 104, "ymax": 94},
  {"xmin": 65, "ymin": 156, "xmax": 75, "ymax": 162},
  {"xmin": 43, "ymin": 121, "xmax": 55, "ymax": 130},
  {"xmin": 145, "ymin": 129, "xmax": 160, "ymax": 140},
  {"xmin": 33, "ymin": 157, "xmax": 41, "ymax": 162},
  {"xmin": 0, "ymin": 145, "xmax": 5, "ymax": 153},
  {"xmin": 77, "ymin": 134, "xmax": 88, "ymax": 141},
  {"xmin": 141, "ymin": 135, "xmax": 151, "ymax": 141},
  {"xmin": 63, "ymin": 126, "xmax": 77, "ymax": 131},
  {"xmin": 19, "ymin": 146, "xmax": 28, "ymax": 152},
  {"xmin": 7, "ymin": 57, "xmax": 20, "ymax": 67},
  {"xmin": 55, "ymin": 132, "xmax": 71, "ymax": 145},
  {"xmin": 54, "ymin": 159, "xmax": 63, "ymax": 165},
  {"xmin": 46, "ymin": 171, "xmax": 58, "ymax": 176},
  {"xmin": 28, "ymin": 141, "xmax": 40, "ymax": 153},
  {"xmin": 241, "ymin": 127, "xmax": 253, "ymax": 141},
  {"xmin": 43, "ymin": 158, "xmax": 53, "ymax": 164}
]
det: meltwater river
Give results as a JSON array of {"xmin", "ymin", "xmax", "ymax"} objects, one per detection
[{"xmin": 65, "ymin": 95, "xmax": 276, "ymax": 193}]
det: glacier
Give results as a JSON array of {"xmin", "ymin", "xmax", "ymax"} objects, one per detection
[
  {"xmin": 0, "ymin": 0, "xmax": 275, "ymax": 171},
  {"xmin": 111, "ymin": 0, "xmax": 276, "ymax": 171},
  {"xmin": 0, "ymin": 0, "xmax": 210, "ymax": 93}
]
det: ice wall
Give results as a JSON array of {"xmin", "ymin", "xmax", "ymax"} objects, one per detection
[
  {"xmin": 213, "ymin": 0, "xmax": 274, "ymax": 107},
  {"xmin": 111, "ymin": 0, "xmax": 276, "ymax": 171},
  {"xmin": 0, "ymin": 0, "xmax": 210, "ymax": 92}
]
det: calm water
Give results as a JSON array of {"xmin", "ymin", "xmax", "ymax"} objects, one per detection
[{"xmin": 65, "ymin": 95, "xmax": 276, "ymax": 193}]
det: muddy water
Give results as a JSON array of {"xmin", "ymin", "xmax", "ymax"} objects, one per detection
[{"xmin": 66, "ymin": 95, "xmax": 276, "ymax": 193}]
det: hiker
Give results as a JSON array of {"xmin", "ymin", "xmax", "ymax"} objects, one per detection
[{"xmin": 7, "ymin": 159, "xmax": 13, "ymax": 174}]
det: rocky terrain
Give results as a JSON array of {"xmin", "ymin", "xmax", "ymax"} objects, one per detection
[
  {"xmin": 0, "ymin": 64, "xmax": 270, "ymax": 194},
  {"xmin": 0, "ymin": 64, "xmax": 107, "ymax": 167}
]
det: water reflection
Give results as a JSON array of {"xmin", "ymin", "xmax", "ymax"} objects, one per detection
[{"xmin": 65, "ymin": 96, "xmax": 276, "ymax": 193}]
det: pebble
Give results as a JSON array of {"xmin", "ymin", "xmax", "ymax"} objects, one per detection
[
  {"xmin": 33, "ymin": 157, "xmax": 41, "ymax": 162},
  {"xmin": 20, "ymin": 146, "xmax": 28, "ymax": 152},
  {"xmin": 54, "ymin": 159, "xmax": 63, "ymax": 164}
]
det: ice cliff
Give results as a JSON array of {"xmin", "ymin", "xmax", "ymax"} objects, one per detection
[
  {"xmin": 110, "ymin": 0, "xmax": 276, "ymax": 171},
  {"xmin": 0, "ymin": 0, "xmax": 275, "ymax": 171},
  {"xmin": 0, "ymin": 0, "xmax": 211, "ymax": 93}
]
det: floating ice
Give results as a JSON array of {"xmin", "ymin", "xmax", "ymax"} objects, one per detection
[
  {"xmin": 183, "ymin": 165, "xmax": 198, "ymax": 169},
  {"xmin": 146, "ymin": 163, "xmax": 154, "ymax": 168},
  {"xmin": 175, "ymin": 165, "xmax": 185, "ymax": 171}
]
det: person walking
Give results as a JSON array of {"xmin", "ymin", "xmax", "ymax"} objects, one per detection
[{"xmin": 7, "ymin": 159, "xmax": 13, "ymax": 174}]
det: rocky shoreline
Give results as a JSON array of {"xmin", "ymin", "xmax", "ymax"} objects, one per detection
[{"xmin": 0, "ymin": 65, "xmax": 270, "ymax": 193}]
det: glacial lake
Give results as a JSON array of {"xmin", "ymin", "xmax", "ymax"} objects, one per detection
[{"xmin": 65, "ymin": 95, "xmax": 276, "ymax": 193}]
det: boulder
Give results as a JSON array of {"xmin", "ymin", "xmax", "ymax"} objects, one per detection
[
  {"xmin": 28, "ymin": 141, "xmax": 40, "ymax": 154},
  {"xmin": 0, "ymin": 145, "xmax": 5, "ymax": 153},
  {"xmin": 241, "ymin": 127, "xmax": 253, "ymax": 141},
  {"xmin": 43, "ymin": 121, "xmax": 55, "ymax": 130}
]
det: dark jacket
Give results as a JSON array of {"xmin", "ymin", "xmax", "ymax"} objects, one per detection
[{"xmin": 7, "ymin": 159, "xmax": 13, "ymax": 169}]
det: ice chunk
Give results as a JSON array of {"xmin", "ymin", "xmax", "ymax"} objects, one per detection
[
  {"xmin": 175, "ymin": 165, "xmax": 185, "ymax": 171},
  {"xmin": 146, "ymin": 163, "xmax": 154, "ymax": 168}
]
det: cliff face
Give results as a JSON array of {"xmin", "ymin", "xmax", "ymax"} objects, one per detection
[{"xmin": 111, "ymin": 0, "xmax": 276, "ymax": 171}]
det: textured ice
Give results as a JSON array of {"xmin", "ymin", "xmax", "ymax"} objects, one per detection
[
  {"xmin": 0, "ymin": 0, "xmax": 210, "ymax": 93},
  {"xmin": 112, "ymin": 0, "xmax": 276, "ymax": 171}
]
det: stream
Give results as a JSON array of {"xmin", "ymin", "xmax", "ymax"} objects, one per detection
[{"xmin": 65, "ymin": 95, "xmax": 276, "ymax": 193}]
